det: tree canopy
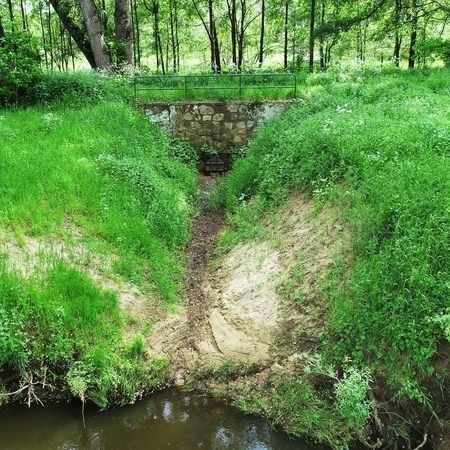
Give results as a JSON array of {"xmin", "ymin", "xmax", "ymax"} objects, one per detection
[{"xmin": 1, "ymin": 0, "xmax": 450, "ymax": 72}]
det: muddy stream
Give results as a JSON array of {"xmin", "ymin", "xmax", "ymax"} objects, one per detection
[{"xmin": 0, "ymin": 388, "xmax": 324, "ymax": 449}]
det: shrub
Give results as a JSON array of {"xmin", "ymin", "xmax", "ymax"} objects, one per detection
[
  {"xmin": 0, "ymin": 27, "xmax": 42, "ymax": 106},
  {"xmin": 24, "ymin": 71, "xmax": 114, "ymax": 107}
]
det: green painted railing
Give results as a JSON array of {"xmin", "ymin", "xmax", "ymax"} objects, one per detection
[{"xmin": 134, "ymin": 73, "xmax": 297, "ymax": 100}]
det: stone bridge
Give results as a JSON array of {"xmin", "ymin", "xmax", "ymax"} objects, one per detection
[{"xmin": 141, "ymin": 100, "xmax": 295, "ymax": 169}]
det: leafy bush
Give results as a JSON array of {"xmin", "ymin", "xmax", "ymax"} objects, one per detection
[
  {"xmin": 414, "ymin": 38, "xmax": 450, "ymax": 67},
  {"xmin": 24, "ymin": 71, "xmax": 112, "ymax": 107},
  {"xmin": 0, "ymin": 27, "xmax": 42, "ymax": 106}
]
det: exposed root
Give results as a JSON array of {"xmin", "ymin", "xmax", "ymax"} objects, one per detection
[
  {"xmin": 0, "ymin": 371, "xmax": 47, "ymax": 407},
  {"xmin": 411, "ymin": 429, "xmax": 428, "ymax": 450},
  {"xmin": 356, "ymin": 429, "xmax": 383, "ymax": 449}
]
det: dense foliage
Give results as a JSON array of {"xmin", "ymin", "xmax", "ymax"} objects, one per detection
[
  {"xmin": 218, "ymin": 65, "xmax": 450, "ymax": 447},
  {"xmin": 0, "ymin": 89, "xmax": 198, "ymax": 407},
  {"xmin": 0, "ymin": 29, "xmax": 42, "ymax": 106}
]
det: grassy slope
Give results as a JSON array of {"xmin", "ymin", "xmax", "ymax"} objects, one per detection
[
  {"xmin": 217, "ymin": 66, "xmax": 450, "ymax": 447},
  {"xmin": 0, "ymin": 98, "xmax": 197, "ymax": 408}
]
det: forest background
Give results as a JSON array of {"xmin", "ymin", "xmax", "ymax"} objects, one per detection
[{"xmin": 2, "ymin": 0, "xmax": 450, "ymax": 83}]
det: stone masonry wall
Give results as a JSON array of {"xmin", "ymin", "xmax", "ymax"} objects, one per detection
[{"xmin": 142, "ymin": 100, "xmax": 295, "ymax": 153}]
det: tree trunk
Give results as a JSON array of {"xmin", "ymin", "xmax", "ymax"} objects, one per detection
[
  {"xmin": 7, "ymin": 0, "xmax": 14, "ymax": 24},
  {"xmin": 38, "ymin": 4, "xmax": 49, "ymax": 69},
  {"xmin": 309, "ymin": 0, "xmax": 316, "ymax": 72},
  {"xmin": 131, "ymin": 0, "xmax": 141, "ymax": 66},
  {"xmin": 0, "ymin": 16, "xmax": 4, "ymax": 39},
  {"xmin": 237, "ymin": 0, "xmax": 245, "ymax": 70},
  {"xmin": 283, "ymin": 2, "xmax": 288, "ymax": 70},
  {"xmin": 174, "ymin": 0, "xmax": 179, "ymax": 71},
  {"xmin": 192, "ymin": 0, "xmax": 221, "ymax": 73},
  {"xmin": 79, "ymin": 0, "xmax": 111, "ymax": 68},
  {"xmin": 169, "ymin": 2, "xmax": 178, "ymax": 73},
  {"xmin": 148, "ymin": 0, "xmax": 165, "ymax": 73},
  {"xmin": 408, "ymin": 0, "xmax": 418, "ymax": 68},
  {"xmin": 114, "ymin": 0, "xmax": 133, "ymax": 66},
  {"xmin": 48, "ymin": 2, "xmax": 54, "ymax": 69},
  {"xmin": 319, "ymin": 1, "xmax": 325, "ymax": 69},
  {"xmin": 213, "ymin": 19, "xmax": 221, "ymax": 73},
  {"xmin": 50, "ymin": 0, "xmax": 96, "ymax": 68},
  {"xmin": 20, "ymin": 0, "xmax": 28, "ymax": 30},
  {"xmin": 258, "ymin": 0, "xmax": 265, "ymax": 67},
  {"xmin": 208, "ymin": 0, "xmax": 221, "ymax": 72},
  {"xmin": 227, "ymin": 0, "xmax": 237, "ymax": 66},
  {"xmin": 393, "ymin": 0, "xmax": 401, "ymax": 66}
]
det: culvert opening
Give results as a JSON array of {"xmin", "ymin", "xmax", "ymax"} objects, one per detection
[
  {"xmin": 199, "ymin": 150, "xmax": 233, "ymax": 176},
  {"xmin": 143, "ymin": 100, "xmax": 294, "ymax": 175}
]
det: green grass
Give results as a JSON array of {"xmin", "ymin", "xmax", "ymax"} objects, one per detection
[
  {"xmin": 217, "ymin": 65, "xmax": 450, "ymax": 430},
  {"xmin": 0, "ymin": 90, "xmax": 197, "ymax": 407}
]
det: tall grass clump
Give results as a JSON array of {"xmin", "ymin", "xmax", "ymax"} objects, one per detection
[
  {"xmin": 19, "ymin": 70, "xmax": 133, "ymax": 108},
  {"xmin": 218, "ymin": 65, "xmax": 450, "ymax": 440},
  {"xmin": 0, "ymin": 86, "xmax": 197, "ymax": 407}
]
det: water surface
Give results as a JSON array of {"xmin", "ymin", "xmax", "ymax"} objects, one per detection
[{"xmin": 0, "ymin": 389, "xmax": 323, "ymax": 450}]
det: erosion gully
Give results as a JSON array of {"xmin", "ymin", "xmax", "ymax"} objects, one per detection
[{"xmin": 0, "ymin": 176, "xmax": 324, "ymax": 450}]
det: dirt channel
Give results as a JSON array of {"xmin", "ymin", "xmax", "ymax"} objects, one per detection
[
  {"xmin": 4, "ymin": 174, "xmax": 446, "ymax": 449},
  {"xmin": 146, "ymin": 175, "xmax": 343, "ymax": 387}
]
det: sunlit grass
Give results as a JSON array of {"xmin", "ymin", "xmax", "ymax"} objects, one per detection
[
  {"xmin": 0, "ymin": 97, "xmax": 197, "ymax": 407},
  {"xmin": 218, "ymin": 66, "xmax": 450, "ymax": 403}
]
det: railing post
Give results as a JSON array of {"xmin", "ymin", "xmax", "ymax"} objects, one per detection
[
  {"xmin": 239, "ymin": 74, "xmax": 242, "ymax": 99},
  {"xmin": 184, "ymin": 75, "xmax": 187, "ymax": 97}
]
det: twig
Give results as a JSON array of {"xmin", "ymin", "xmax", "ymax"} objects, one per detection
[
  {"xmin": 368, "ymin": 389, "xmax": 385, "ymax": 436},
  {"xmin": 0, "ymin": 384, "xmax": 29, "ymax": 396},
  {"xmin": 81, "ymin": 394, "xmax": 86, "ymax": 428}
]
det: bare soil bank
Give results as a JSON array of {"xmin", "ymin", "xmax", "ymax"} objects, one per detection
[{"xmin": 146, "ymin": 177, "xmax": 336, "ymax": 384}]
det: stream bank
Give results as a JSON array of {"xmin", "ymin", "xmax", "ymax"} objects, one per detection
[
  {"xmin": 143, "ymin": 175, "xmax": 352, "ymax": 448},
  {"xmin": 143, "ymin": 176, "xmax": 442, "ymax": 450}
]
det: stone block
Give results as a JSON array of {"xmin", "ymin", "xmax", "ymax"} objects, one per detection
[
  {"xmin": 227, "ymin": 104, "xmax": 239, "ymax": 113},
  {"xmin": 199, "ymin": 105, "xmax": 214, "ymax": 115}
]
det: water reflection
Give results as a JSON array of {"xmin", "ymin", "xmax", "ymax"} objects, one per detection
[{"xmin": 0, "ymin": 389, "xmax": 323, "ymax": 450}]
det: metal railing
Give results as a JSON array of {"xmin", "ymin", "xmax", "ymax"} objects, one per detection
[{"xmin": 134, "ymin": 73, "xmax": 297, "ymax": 100}]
